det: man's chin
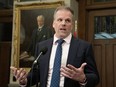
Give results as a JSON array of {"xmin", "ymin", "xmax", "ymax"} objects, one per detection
[{"xmin": 59, "ymin": 34, "xmax": 68, "ymax": 39}]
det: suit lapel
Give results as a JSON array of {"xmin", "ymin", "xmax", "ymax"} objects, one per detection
[
  {"xmin": 64, "ymin": 37, "xmax": 81, "ymax": 87},
  {"xmin": 66, "ymin": 36, "xmax": 80, "ymax": 66},
  {"xmin": 40, "ymin": 38, "xmax": 53, "ymax": 86}
]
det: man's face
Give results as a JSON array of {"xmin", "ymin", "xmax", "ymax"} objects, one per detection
[
  {"xmin": 53, "ymin": 10, "xmax": 73, "ymax": 38},
  {"xmin": 37, "ymin": 18, "xmax": 44, "ymax": 26}
]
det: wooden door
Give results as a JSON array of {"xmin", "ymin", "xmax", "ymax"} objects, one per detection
[
  {"xmin": 0, "ymin": 42, "xmax": 11, "ymax": 87},
  {"xmin": 0, "ymin": 9, "xmax": 13, "ymax": 87},
  {"xmin": 87, "ymin": 9, "xmax": 116, "ymax": 87}
]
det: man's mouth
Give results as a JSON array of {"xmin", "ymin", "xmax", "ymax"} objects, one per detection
[{"xmin": 60, "ymin": 28, "xmax": 66, "ymax": 31}]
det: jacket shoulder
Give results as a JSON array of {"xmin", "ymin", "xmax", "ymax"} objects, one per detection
[{"xmin": 73, "ymin": 37, "xmax": 91, "ymax": 46}]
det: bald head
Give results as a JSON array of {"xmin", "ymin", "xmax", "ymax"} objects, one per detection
[{"xmin": 37, "ymin": 15, "xmax": 45, "ymax": 27}]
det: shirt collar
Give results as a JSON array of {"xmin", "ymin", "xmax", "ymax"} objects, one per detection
[
  {"xmin": 38, "ymin": 25, "xmax": 44, "ymax": 29},
  {"xmin": 53, "ymin": 33, "xmax": 72, "ymax": 44}
]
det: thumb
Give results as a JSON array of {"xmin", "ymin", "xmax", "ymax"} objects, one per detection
[
  {"xmin": 80, "ymin": 63, "xmax": 87, "ymax": 70},
  {"xmin": 10, "ymin": 66, "xmax": 17, "ymax": 71}
]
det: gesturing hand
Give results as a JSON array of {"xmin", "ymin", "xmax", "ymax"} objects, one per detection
[
  {"xmin": 60, "ymin": 63, "xmax": 87, "ymax": 83},
  {"xmin": 10, "ymin": 66, "xmax": 28, "ymax": 85}
]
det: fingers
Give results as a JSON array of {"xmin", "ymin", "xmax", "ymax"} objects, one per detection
[
  {"xmin": 62, "ymin": 62, "xmax": 87, "ymax": 73},
  {"xmin": 60, "ymin": 63, "xmax": 87, "ymax": 81},
  {"xmin": 66, "ymin": 63, "xmax": 87, "ymax": 71},
  {"xmin": 80, "ymin": 63, "xmax": 87, "ymax": 70},
  {"xmin": 10, "ymin": 66, "xmax": 16, "ymax": 70},
  {"xmin": 60, "ymin": 66, "xmax": 73, "ymax": 78},
  {"xmin": 66, "ymin": 64, "xmax": 77, "ymax": 72},
  {"xmin": 10, "ymin": 66, "xmax": 27, "ymax": 81},
  {"xmin": 10, "ymin": 66, "xmax": 18, "ymax": 76},
  {"xmin": 16, "ymin": 68, "xmax": 25, "ymax": 80},
  {"xmin": 10, "ymin": 66, "xmax": 17, "ymax": 71}
]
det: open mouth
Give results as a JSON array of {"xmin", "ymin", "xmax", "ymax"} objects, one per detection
[{"xmin": 60, "ymin": 28, "xmax": 66, "ymax": 31}]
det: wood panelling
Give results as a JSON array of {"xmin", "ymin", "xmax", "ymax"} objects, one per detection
[
  {"xmin": 0, "ymin": 9, "xmax": 13, "ymax": 87},
  {"xmin": 0, "ymin": 9, "xmax": 13, "ymax": 23},
  {"xmin": 0, "ymin": 42, "xmax": 11, "ymax": 87},
  {"xmin": 87, "ymin": 8, "xmax": 116, "ymax": 87},
  {"xmin": 78, "ymin": 0, "xmax": 86, "ymax": 40},
  {"xmin": 114, "ymin": 45, "xmax": 116, "ymax": 87},
  {"xmin": 86, "ymin": 2, "xmax": 116, "ymax": 10},
  {"xmin": 106, "ymin": 44, "xmax": 114, "ymax": 87},
  {"xmin": 93, "ymin": 45, "xmax": 102, "ymax": 87},
  {"xmin": 78, "ymin": 1, "xmax": 116, "ymax": 87},
  {"xmin": 93, "ymin": 42, "xmax": 116, "ymax": 87}
]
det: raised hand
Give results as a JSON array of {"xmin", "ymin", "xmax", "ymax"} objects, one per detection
[
  {"xmin": 10, "ymin": 66, "xmax": 28, "ymax": 85},
  {"xmin": 60, "ymin": 63, "xmax": 87, "ymax": 82}
]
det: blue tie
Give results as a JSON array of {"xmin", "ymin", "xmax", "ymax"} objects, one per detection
[{"xmin": 50, "ymin": 39, "xmax": 64, "ymax": 87}]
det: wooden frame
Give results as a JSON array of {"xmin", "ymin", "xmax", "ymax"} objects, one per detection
[{"xmin": 10, "ymin": 1, "xmax": 64, "ymax": 84}]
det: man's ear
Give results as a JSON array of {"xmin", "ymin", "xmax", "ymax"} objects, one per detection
[{"xmin": 52, "ymin": 21, "xmax": 55, "ymax": 28}]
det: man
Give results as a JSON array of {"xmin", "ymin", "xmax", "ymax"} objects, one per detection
[
  {"xmin": 20, "ymin": 15, "xmax": 53, "ymax": 61},
  {"xmin": 11, "ymin": 6, "xmax": 99, "ymax": 87}
]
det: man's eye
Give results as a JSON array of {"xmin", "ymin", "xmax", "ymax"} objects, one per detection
[
  {"xmin": 57, "ymin": 19, "xmax": 62, "ymax": 21},
  {"xmin": 66, "ymin": 19, "xmax": 71, "ymax": 23}
]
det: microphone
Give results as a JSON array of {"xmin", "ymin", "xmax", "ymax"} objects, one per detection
[
  {"xmin": 30, "ymin": 47, "xmax": 47, "ymax": 87},
  {"xmin": 33, "ymin": 47, "xmax": 48, "ymax": 64}
]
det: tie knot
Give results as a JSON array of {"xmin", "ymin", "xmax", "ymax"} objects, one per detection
[{"xmin": 57, "ymin": 39, "xmax": 64, "ymax": 45}]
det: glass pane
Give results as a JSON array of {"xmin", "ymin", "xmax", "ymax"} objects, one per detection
[
  {"xmin": 94, "ymin": 16, "xmax": 116, "ymax": 39},
  {"xmin": 94, "ymin": 0, "xmax": 115, "ymax": 2}
]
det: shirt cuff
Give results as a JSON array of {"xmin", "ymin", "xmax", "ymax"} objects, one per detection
[
  {"xmin": 79, "ymin": 78, "xmax": 87, "ymax": 87},
  {"xmin": 19, "ymin": 84, "xmax": 27, "ymax": 87},
  {"xmin": 19, "ymin": 81, "xmax": 27, "ymax": 87}
]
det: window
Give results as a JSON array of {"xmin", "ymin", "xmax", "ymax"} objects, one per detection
[{"xmin": 94, "ymin": 16, "xmax": 116, "ymax": 39}]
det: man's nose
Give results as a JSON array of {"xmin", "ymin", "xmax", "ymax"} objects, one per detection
[{"xmin": 61, "ymin": 20, "xmax": 66, "ymax": 26}]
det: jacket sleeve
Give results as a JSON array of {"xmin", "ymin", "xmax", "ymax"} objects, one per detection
[{"xmin": 84, "ymin": 44, "xmax": 100, "ymax": 87}]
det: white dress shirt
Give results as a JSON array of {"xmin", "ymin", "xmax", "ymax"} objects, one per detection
[{"xmin": 47, "ymin": 33, "xmax": 72, "ymax": 87}]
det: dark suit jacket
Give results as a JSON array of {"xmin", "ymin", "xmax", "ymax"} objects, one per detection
[
  {"xmin": 27, "ymin": 26, "xmax": 53, "ymax": 56},
  {"xmin": 27, "ymin": 36, "xmax": 100, "ymax": 87}
]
